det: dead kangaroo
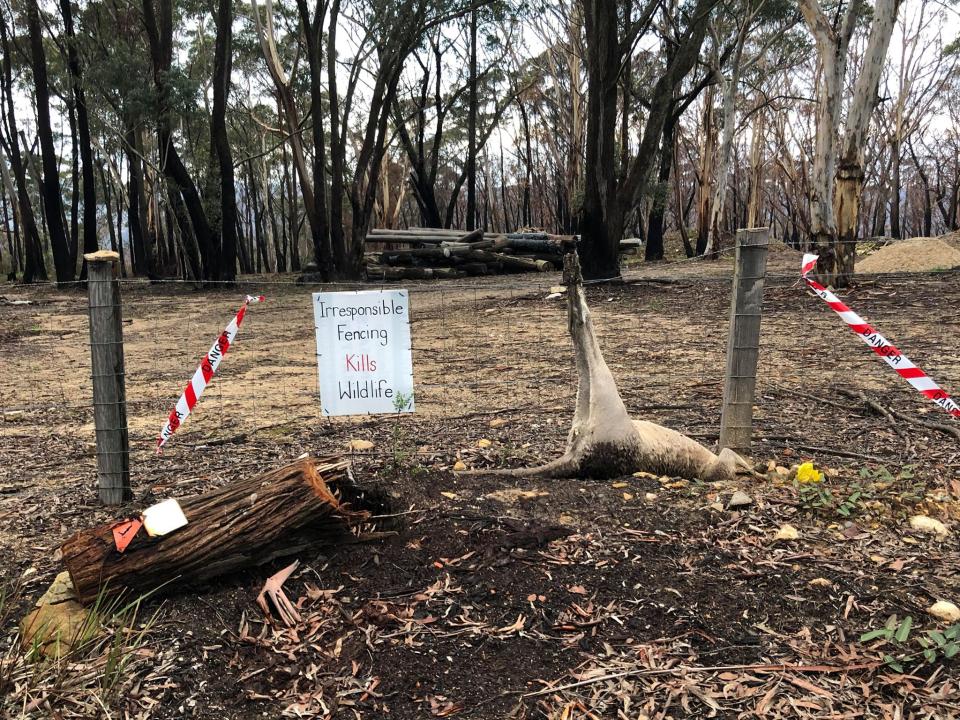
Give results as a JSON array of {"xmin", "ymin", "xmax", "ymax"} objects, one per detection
[{"xmin": 465, "ymin": 252, "xmax": 753, "ymax": 481}]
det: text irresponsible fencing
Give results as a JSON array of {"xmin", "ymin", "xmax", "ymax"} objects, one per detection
[{"xmin": 313, "ymin": 289, "xmax": 415, "ymax": 416}]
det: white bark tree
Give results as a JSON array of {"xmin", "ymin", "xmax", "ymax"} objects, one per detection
[{"xmin": 799, "ymin": 0, "xmax": 902, "ymax": 287}]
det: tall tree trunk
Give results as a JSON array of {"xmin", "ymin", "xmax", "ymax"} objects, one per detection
[
  {"xmin": 888, "ymin": 136, "xmax": 901, "ymax": 238},
  {"xmin": 165, "ymin": 178, "xmax": 202, "ymax": 280},
  {"xmin": 210, "ymin": 0, "xmax": 238, "ymax": 281},
  {"xmin": 327, "ymin": 0, "xmax": 346, "ymax": 272},
  {"xmin": 60, "ymin": 0, "xmax": 99, "ymax": 280},
  {"xmin": 295, "ymin": 0, "xmax": 332, "ymax": 275},
  {"xmin": 746, "ymin": 104, "xmax": 764, "ymax": 229},
  {"xmin": 67, "ymin": 103, "xmax": 80, "ymax": 270},
  {"xmin": 466, "ymin": 8, "xmax": 478, "ymax": 231},
  {"xmin": 285, "ymin": 141, "xmax": 300, "ymax": 271},
  {"xmin": 695, "ymin": 86, "xmax": 716, "ymax": 256},
  {"xmin": 0, "ymin": 16, "xmax": 44, "ymax": 283},
  {"xmin": 801, "ymin": 0, "xmax": 900, "ymax": 287},
  {"xmin": 831, "ymin": 0, "xmax": 900, "ymax": 286},
  {"xmin": 578, "ymin": 0, "xmax": 621, "ymax": 279},
  {"xmin": 26, "ymin": 0, "xmax": 72, "ymax": 282},
  {"xmin": 646, "ymin": 112, "xmax": 676, "ymax": 261},
  {"xmin": 579, "ymin": 0, "xmax": 713, "ymax": 279},
  {"xmin": 252, "ymin": 0, "xmax": 327, "ymax": 274},
  {"xmin": 124, "ymin": 123, "xmax": 152, "ymax": 276},
  {"xmin": 142, "ymin": 0, "xmax": 218, "ymax": 280}
]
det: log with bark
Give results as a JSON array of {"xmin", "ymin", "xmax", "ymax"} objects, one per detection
[
  {"xmin": 61, "ymin": 456, "xmax": 385, "ymax": 605},
  {"xmin": 466, "ymin": 249, "xmax": 553, "ymax": 272},
  {"xmin": 461, "ymin": 253, "xmax": 756, "ymax": 481}
]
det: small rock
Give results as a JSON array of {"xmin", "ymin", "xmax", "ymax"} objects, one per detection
[
  {"xmin": 707, "ymin": 502, "xmax": 724, "ymax": 512},
  {"xmin": 20, "ymin": 573, "xmax": 91, "ymax": 659},
  {"xmin": 549, "ymin": 285, "xmax": 566, "ymax": 294},
  {"xmin": 545, "ymin": 292, "xmax": 563, "ymax": 300},
  {"xmin": 774, "ymin": 465, "xmax": 790, "ymax": 477},
  {"xmin": 452, "ymin": 460, "xmax": 467, "ymax": 472},
  {"xmin": 347, "ymin": 439, "xmax": 375, "ymax": 451},
  {"xmin": 37, "ymin": 571, "xmax": 78, "ymax": 605},
  {"xmin": 774, "ymin": 524, "xmax": 799, "ymax": 541},
  {"xmin": 489, "ymin": 418, "xmax": 509, "ymax": 428},
  {"xmin": 727, "ymin": 490, "xmax": 753, "ymax": 509},
  {"xmin": 909, "ymin": 515, "xmax": 950, "ymax": 536},
  {"xmin": 440, "ymin": 491, "xmax": 458, "ymax": 500},
  {"xmin": 808, "ymin": 577, "xmax": 833, "ymax": 588},
  {"xmin": 928, "ymin": 600, "xmax": 960, "ymax": 623},
  {"xmin": 477, "ymin": 439, "xmax": 493, "ymax": 448},
  {"xmin": 21, "ymin": 601, "xmax": 92, "ymax": 657},
  {"xmin": 644, "ymin": 492, "xmax": 657, "ymax": 502}
]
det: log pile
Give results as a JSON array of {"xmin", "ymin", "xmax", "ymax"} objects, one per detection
[
  {"xmin": 61, "ymin": 456, "xmax": 384, "ymax": 604},
  {"xmin": 365, "ymin": 227, "xmax": 575, "ymax": 280}
]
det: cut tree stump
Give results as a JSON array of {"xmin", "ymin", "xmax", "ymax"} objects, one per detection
[{"xmin": 61, "ymin": 456, "xmax": 378, "ymax": 604}]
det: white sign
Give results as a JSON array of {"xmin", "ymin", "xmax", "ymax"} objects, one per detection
[{"xmin": 313, "ymin": 289, "xmax": 415, "ymax": 416}]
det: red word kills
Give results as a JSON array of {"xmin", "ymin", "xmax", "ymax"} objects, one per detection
[{"xmin": 345, "ymin": 353, "xmax": 377, "ymax": 372}]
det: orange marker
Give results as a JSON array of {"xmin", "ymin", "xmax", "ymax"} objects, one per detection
[{"xmin": 112, "ymin": 518, "xmax": 143, "ymax": 553}]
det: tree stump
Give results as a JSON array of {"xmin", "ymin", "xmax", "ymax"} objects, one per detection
[{"xmin": 61, "ymin": 456, "xmax": 375, "ymax": 604}]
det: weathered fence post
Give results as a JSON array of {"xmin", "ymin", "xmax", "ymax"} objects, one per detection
[
  {"xmin": 719, "ymin": 228, "xmax": 770, "ymax": 455},
  {"xmin": 86, "ymin": 250, "xmax": 131, "ymax": 504}
]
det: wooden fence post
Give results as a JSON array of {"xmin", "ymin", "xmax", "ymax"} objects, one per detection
[
  {"xmin": 719, "ymin": 228, "xmax": 770, "ymax": 455},
  {"xmin": 86, "ymin": 250, "xmax": 131, "ymax": 504}
]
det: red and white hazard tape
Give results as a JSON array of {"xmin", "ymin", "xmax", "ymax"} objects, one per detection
[
  {"xmin": 801, "ymin": 254, "xmax": 959, "ymax": 418},
  {"xmin": 156, "ymin": 295, "xmax": 264, "ymax": 453}
]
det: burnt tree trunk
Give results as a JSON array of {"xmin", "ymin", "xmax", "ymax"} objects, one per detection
[
  {"xmin": 26, "ymin": 0, "xmax": 73, "ymax": 282},
  {"xmin": 61, "ymin": 0, "xmax": 99, "ymax": 279},
  {"xmin": 0, "ymin": 11, "xmax": 45, "ymax": 282},
  {"xmin": 209, "ymin": 0, "xmax": 238, "ymax": 282},
  {"xmin": 61, "ymin": 457, "xmax": 378, "ymax": 605}
]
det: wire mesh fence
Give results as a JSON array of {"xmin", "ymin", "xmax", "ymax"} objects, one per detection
[{"xmin": 1, "ymin": 244, "xmax": 958, "ymax": 498}]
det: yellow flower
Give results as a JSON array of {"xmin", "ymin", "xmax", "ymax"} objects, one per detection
[{"xmin": 796, "ymin": 462, "xmax": 823, "ymax": 484}]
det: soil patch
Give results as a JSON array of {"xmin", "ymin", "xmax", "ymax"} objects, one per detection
[{"xmin": 858, "ymin": 235, "xmax": 960, "ymax": 273}]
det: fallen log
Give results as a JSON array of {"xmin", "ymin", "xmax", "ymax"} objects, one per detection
[
  {"xmin": 458, "ymin": 262, "xmax": 490, "ymax": 276},
  {"xmin": 497, "ymin": 236, "xmax": 570, "ymax": 255},
  {"xmin": 61, "ymin": 456, "xmax": 376, "ymax": 605},
  {"xmin": 366, "ymin": 264, "xmax": 435, "ymax": 280},
  {"xmin": 466, "ymin": 249, "xmax": 553, "ymax": 272}
]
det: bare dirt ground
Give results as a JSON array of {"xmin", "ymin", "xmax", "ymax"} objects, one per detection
[{"xmin": 1, "ymin": 246, "xmax": 959, "ymax": 718}]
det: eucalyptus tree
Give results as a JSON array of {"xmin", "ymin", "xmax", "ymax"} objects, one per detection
[
  {"xmin": 141, "ymin": 0, "xmax": 218, "ymax": 280},
  {"xmin": 799, "ymin": 0, "xmax": 902, "ymax": 287},
  {"xmin": 25, "ymin": 0, "xmax": 73, "ymax": 282},
  {"xmin": 578, "ymin": 0, "xmax": 717, "ymax": 279},
  {"xmin": 0, "ymin": 5, "xmax": 46, "ymax": 281},
  {"xmin": 391, "ymin": 3, "xmax": 524, "ymax": 230},
  {"xmin": 59, "ymin": 0, "xmax": 99, "ymax": 278},
  {"xmin": 696, "ymin": 0, "xmax": 799, "ymax": 257}
]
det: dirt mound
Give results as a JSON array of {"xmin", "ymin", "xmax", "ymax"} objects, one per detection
[{"xmin": 858, "ymin": 235, "xmax": 960, "ymax": 273}]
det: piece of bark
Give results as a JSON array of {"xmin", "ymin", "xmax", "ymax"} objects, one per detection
[{"xmin": 61, "ymin": 456, "xmax": 370, "ymax": 604}]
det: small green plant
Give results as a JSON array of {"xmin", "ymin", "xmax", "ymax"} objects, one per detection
[
  {"xmin": 390, "ymin": 391, "xmax": 414, "ymax": 476},
  {"xmin": 860, "ymin": 614, "xmax": 960, "ymax": 671},
  {"xmin": 918, "ymin": 626, "xmax": 960, "ymax": 664},
  {"xmin": 795, "ymin": 479, "xmax": 872, "ymax": 518}
]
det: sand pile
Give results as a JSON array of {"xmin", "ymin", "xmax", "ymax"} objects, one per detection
[{"xmin": 858, "ymin": 235, "xmax": 960, "ymax": 273}]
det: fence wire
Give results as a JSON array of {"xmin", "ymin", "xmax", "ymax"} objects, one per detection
[{"xmin": 1, "ymin": 249, "xmax": 958, "ymax": 495}]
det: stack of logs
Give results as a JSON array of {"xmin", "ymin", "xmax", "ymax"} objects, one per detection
[{"xmin": 365, "ymin": 227, "xmax": 576, "ymax": 280}]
